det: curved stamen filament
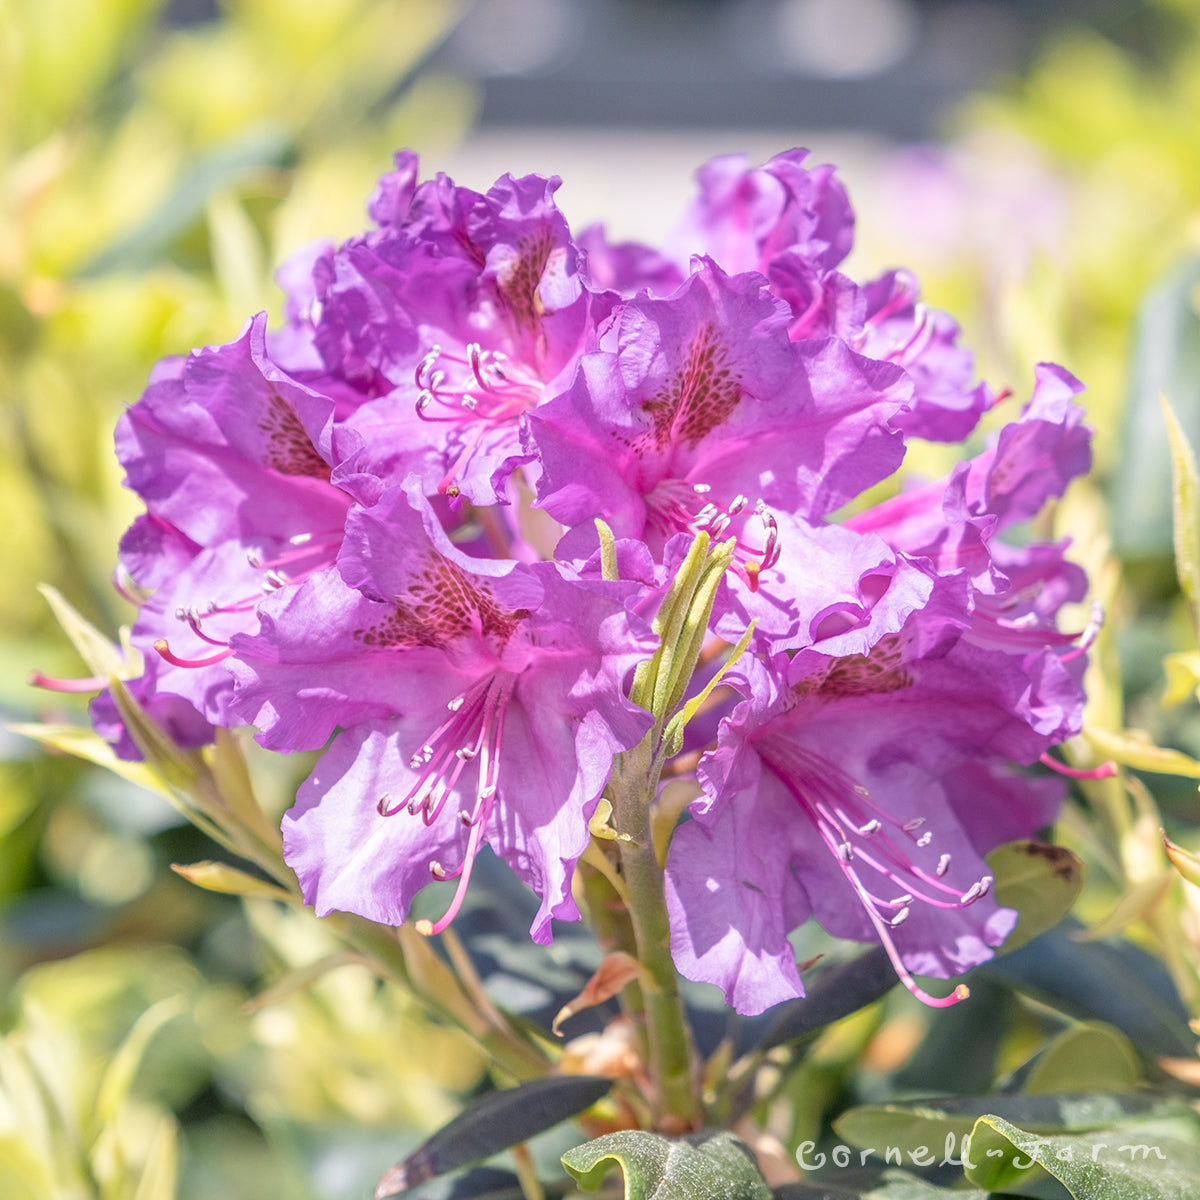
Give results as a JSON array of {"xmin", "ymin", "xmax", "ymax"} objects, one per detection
[
  {"xmin": 154, "ymin": 639, "xmax": 233, "ymax": 669},
  {"xmin": 647, "ymin": 481, "xmax": 782, "ymax": 587},
  {"xmin": 765, "ymin": 741, "xmax": 986, "ymax": 1008},
  {"xmin": 377, "ymin": 674, "xmax": 515, "ymax": 935}
]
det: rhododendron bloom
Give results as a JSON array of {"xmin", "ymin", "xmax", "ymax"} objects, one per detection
[{"xmin": 66, "ymin": 146, "xmax": 1093, "ymax": 1009}]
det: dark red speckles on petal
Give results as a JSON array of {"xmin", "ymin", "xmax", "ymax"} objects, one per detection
[
  {"xmin": 794, "ymin": 635, "xmax": 913, "ymax": 700},
  {"xmin": 353, "ymin": 554, "xmax": 529, "ymax": 650},
  {"xmin": 259, "ymin": 392, "xmax": 331, "ymax": 480},
  {"xmin": 640, "ymin": 323, "xmax": 743, "ymax": 450},
  {"xmin": 498, "ymin": 228, "xmax": 554, "ymax": 333}
]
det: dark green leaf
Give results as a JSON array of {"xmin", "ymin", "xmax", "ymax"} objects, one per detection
[
  {"xmin": 775, "ymin": 1172, "xmax": 993, "ymax": 1199},
  {"xmin": 1112, "ymin": 256, "xmax": 1200, "ymax": 557},
  {"xmin": 966, "ymin": 1112, "xmax": 1200, "ymax": 1199},
  {"xmin": 835, "ymin": 1092, "xmax": 1173, "ymax": 1159},
  {"xmin": 759, "ymin": 948, "xmax": 897, "ymax": 1052},
  {"xmin": 375, "ymin": 1075, "xmax": 612, "ymax": 1197},
  {"xmin": 980, "ymin": 923, "xmax": 1195, "ymax": 1057},
  {"xmin": 860, "ymin": 1175, "xmax": 991, "ymax": 1200},
  {"xmin": 562, "ymin": 1129, "xmax": 772, "ymax": 1200},
  {"xmin": 988, "ymin": 841, "xmax": 1084, "ymax": 955},
  {"xmin": 391, "ymin": 1166, "xmax": 559, "ymax": 1200}
]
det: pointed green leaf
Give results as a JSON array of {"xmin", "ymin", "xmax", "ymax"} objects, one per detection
[
  {"xmin": 170, "ymin": 861, "xmax": 295, "ymax": 902},
  {"xmin": 1163, "ymin": 393, "xmax": 1200, "ymax": 642},
  {"xmin": 37, "ymin": 583, "xmax": 138, "ymax": 679},
  {"xmin": 8, "ymin": 723, "xmax": 173, "ymax": 799},
  {"xmin": 107, "ymin": 677, "xmax": 202, "ymax": 793},
  {"xmin": 1163, "ymin": 834, "xmax": 1200, "ymax": 889},
  {"xmin": 1084, "ymin": 727, "xmax": 1200, "ymax": 778},
  {"xmin": 562, "ymin": 1129, "xmax": 772, "ymax": 1200},
  {"xmin": 758, "ymin": 947, "xmax": 897, "ymax": 1052},
  {"xmin": 988, "ymin": 840, "xmax": 1084, "ymax": 954},
  {"xmin": 375, "ymin": 1075, "xmax": 612, "ymax": 1197},
  {"xmin": 1022, "ymin": 1023, "xmax": 1141, "ymax": 1095},
  {"xmin": 966, "ymin": 1111, "xmax": 1200, "ymax": 1199}
]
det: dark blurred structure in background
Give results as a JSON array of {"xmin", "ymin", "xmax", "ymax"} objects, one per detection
[{"xmin": 433, "ymin": 0, "xmax": 1158, "ymax": 139}]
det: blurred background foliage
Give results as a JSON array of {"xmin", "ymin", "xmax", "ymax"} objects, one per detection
[{"xmin": 7, "ymin": 0, "xmax": 1200, "ymax": 1196}]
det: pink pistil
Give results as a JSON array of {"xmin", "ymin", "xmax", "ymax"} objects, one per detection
[
  {"xmin": 154, "ymin": 639, "xmax": 234, "ymax": 669},
  {"xmin": 1039, "ymin": 752, "xmax": 1118, "ymax": 780},
  {"xmin": 28, "ymin": 670, "xmax": 108, "ymax": 693}
]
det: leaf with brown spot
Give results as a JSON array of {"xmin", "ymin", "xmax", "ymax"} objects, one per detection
[{"xmin": 988, "ymin": 840, "xmax": 1084, "ymax": 954}]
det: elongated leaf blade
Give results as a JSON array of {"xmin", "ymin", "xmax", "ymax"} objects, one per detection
[
  {"xmin": 1163, "ymin": 393, "xmax": 1200, "ymax": 641},
  {"xmin": 758, "ymin": 948, "xmax": 897, "ymax": 1052},
  {"xmin": 1112, "ymin": 256, "xmax": 1200, "ymax": 557},
  {"xmin": 376, "ymin": 1075, "xmax": 612, "ymax": 1197}
]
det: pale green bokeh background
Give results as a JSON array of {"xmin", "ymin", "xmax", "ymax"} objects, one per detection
[{"xmin": 5, "ymin": 0, "xmax": 1200, "ymax": 1195}]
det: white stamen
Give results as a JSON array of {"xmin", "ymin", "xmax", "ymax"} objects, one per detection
[
  {"xmin": 890, "ymin": 906, "xmax": 910, "ymax": 927},
  {"xmin": 289, "ymin": 532, "xmax": 313, "ymax": 546},
  {"xmin": 447, "ymin": 696, "xmax": 465, "ymax": 712},
  {"xmin": 936, "ymin": 854, "xmax": 952, "ymax": 877},
  {"xmin": 903, "ymin": 818, "xmax": 926, "ymax": 832},
  {"xmin": 916, "ymin": 831, "xmax": 932, "ymax": 848}
]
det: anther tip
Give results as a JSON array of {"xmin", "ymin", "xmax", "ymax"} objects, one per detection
[
  {"xmin": 954, "ymin": 984, "xmax": 970, "ymax": 1001},
  {"xmin": 414, "ymin": 918, "xmax": 435, "ymax": 936}
]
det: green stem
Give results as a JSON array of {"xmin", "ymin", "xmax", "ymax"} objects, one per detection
[{"xmin": 608, "ymin": 738, "xmax": 699, "ymax": 1128}]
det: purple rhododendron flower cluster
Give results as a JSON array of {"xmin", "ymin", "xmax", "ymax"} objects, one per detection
[{"xmin": 89, "ymin": 149, "xmax": 1094, "ymax": 1015}]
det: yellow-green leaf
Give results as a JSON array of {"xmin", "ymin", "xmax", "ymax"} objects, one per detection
[
  {"xmin": 1074, "ymin": 873, "xmax": 1174, "ymax": 941},
  {"xmin": 7, "ymin": 722, "xmax": 173, "ymax": 799},
  {"xmin": 1162, "ymin": 651, "xmax": 1200, "ymax": 706},
  {"xmin": 170, "ymin": 861, "xmax": 295, "ymax": 902},
  {"xmin": 1022, "ymin": 1023, "xmax": 1142, "ymax": 1095},
  {"xmin": 1164, "ymin": 393, "xmax": 1200, "ymax": 643},
  {"xmin": 988, "ymin": 840, "xmax": 1084, "ymax": 954},
  {"xmin": 1164, "ymin": 834, "xmax": 1200, "ymax": 889},
  {"xmin": 1084, "ymin": 727, "xmax": 1200, "ymax": 778}
]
